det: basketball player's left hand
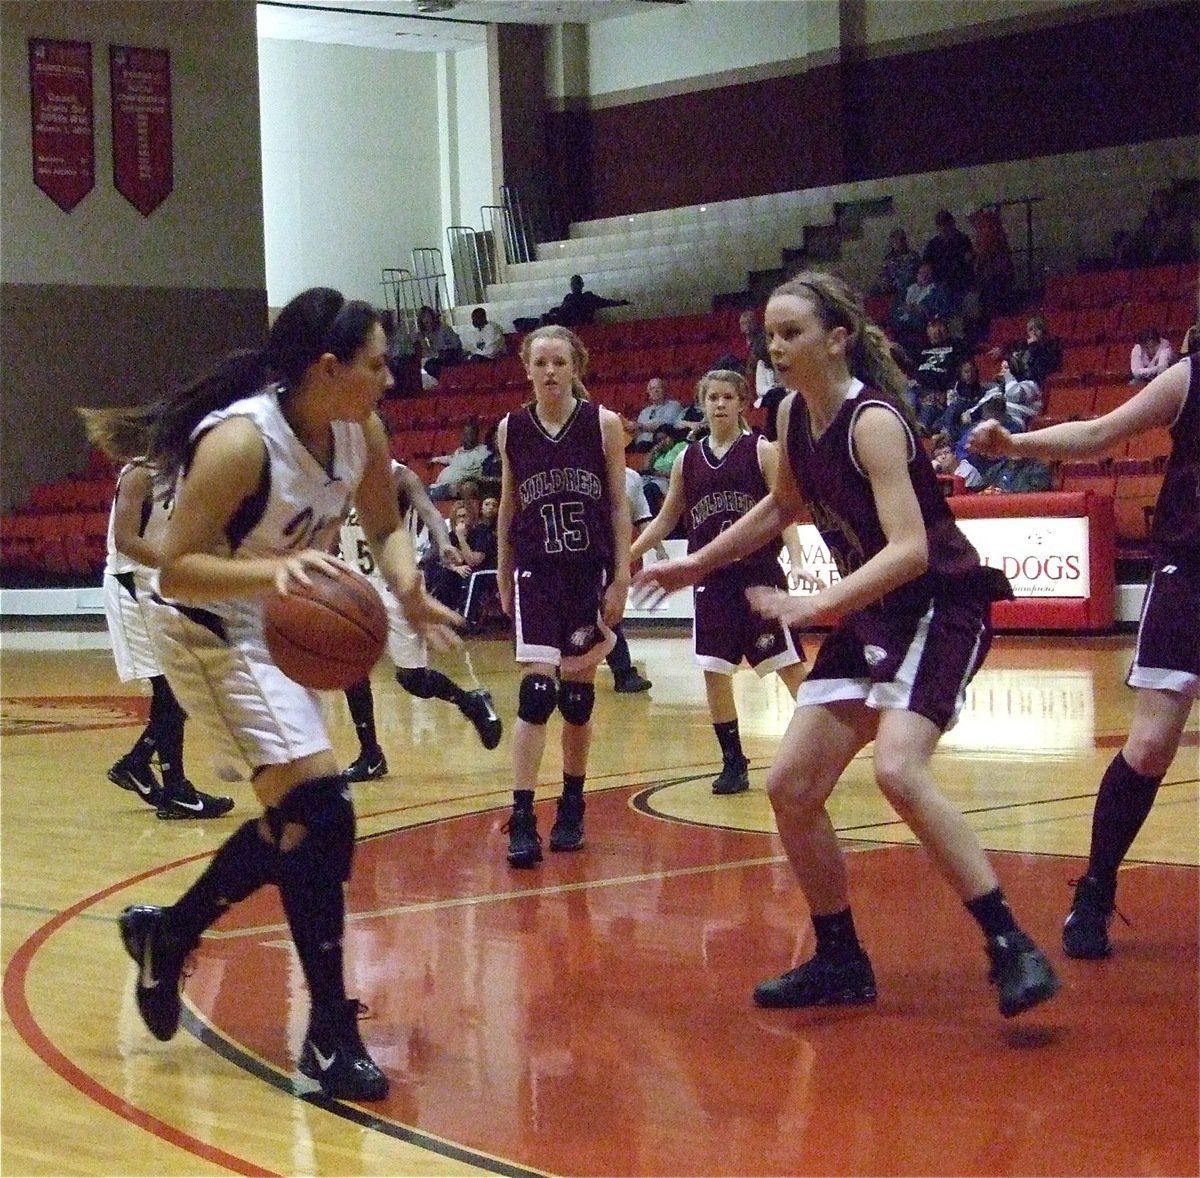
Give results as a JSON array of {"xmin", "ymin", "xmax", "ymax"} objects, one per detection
[
  {"xmin": 602, "ymin": 576, "xmax": 629, "ymax": 627},
  {"xmin": 273, "ymin": 550, "xmax": 352, "ymax": 595},
  {"xmin": 745, "ymin": 584, "xmax": 822, "ymax": 628}
]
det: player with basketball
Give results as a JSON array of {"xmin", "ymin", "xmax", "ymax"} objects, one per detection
[
  {"xmin": 98, "ymin": 287, "xmax": 459, "ymax": 1101},
  {"xmin": 82, "ymin": 424, "xmax": 233, "ymax": 820},
  {"xmin": 496, "ymin": 324, "xmax": 631, "ymax": 867},
  {"xmin": 630, "ymin": 368, "xmax": 813, "ymax": 794},
  {"xmin": 338, "ymin": 458, "xmax": 502, "ymax": 781},
  {"xmin": 970, "ymin": 352, "xmax": 1198, "ymax": 959},
  {"xmin": 635, "ymin": 272, "xmax": 1060, "ymax": 1018}
]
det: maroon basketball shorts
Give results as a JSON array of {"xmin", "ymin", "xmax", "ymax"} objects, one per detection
[
  {"xmin": 796, "ymin": 594, "xmax": 993, "ymax": 732},
  {"xmin": 694, "ymin": 565, "xmax": 804, "ymax": 676},
  {"xmin": 512, "ymin": 562, "xmax": 616, "ymax": 674},
  {"xmin": 1128, "ymin": 559, "xmax": 1200, "ymax": 698}
]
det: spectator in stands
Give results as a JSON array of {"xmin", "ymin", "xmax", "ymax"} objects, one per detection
[
  {"xmin": 714, "ymin": 308, "xmax": 771, "ymax": 390},
  {"xmin": 969, "ymin": 354, "xmax": 1197, "ymax": 964},
  {"xmin": 640, "ymin": 424, "xmax": 686, "ymax": 514},
  {"xmin": 921, "ymin": 208, "xmax": 975, "ymax": 305},
  {"xmin": 968, "ymin": 206, "xmax": 1017, "ymax": 337},
  {"xmin": 625, "ymin": 377, "xmax": 684, "ymax": 452},
  {"xmin": 888, "ymin": 261, "xmax": 955, "ymax": 349},
  {"xmin": 413, "ymin": 305, "xmax": 463, "ymax": 380},
  {"xmin": 912, "ymin": 316, "xmax": 969, "ymax": 434},
  {"xmin": 994, "ymin": 356, "xmax": 1044, "ymax": 429},
  {"xmin": 425, "ymin": 497, "xmax": 498, "ymax": 613},
  {"xmin": 479, "ymin": 420, "xmax": 502, "ymax": 483},
  {"xmin": 1130, "ymin": 326, "xmax": 1176, "ymax": 384},
  {"xmin": 871, "ymin": 227, "xmax": 921, "ymax": 303},
  {"xmin": 931, "ymin": 357, "xmax": 987, "ymax": 446},
  {"xmin": 1131, "ymin": 188, "xmax": 1197, "ymax": 267},
  {"xmin": 428, "ymin": 418, "xmax": 491, "ymax": 501},
  {"xmin": 461, "ymin": 307, "xmax": 506, "ymax": 361},
  {"xmin": 546, "ymin": 274, "xmax": 630, "ymax": 328},
  {"xmin": 1180, "ymin": 320, "xmax": 1200, "ymax": 358},
  {"xmin": 991, "ymin": 315, "xmax": 1063, "ymax": 388}
]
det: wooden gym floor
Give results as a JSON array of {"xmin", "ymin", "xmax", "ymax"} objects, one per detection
[{"xmin": 1, "ymin": 623, "xmax": 1197, "ymax": 1177}]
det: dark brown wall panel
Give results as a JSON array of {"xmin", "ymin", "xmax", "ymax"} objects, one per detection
[
  {"xmin": 0, "ymin": 284, "xmax": 266, "ymax": 513},
  {"xmin": 562, "ymin": 1, "xmax": 1199, "ymax": 220}
]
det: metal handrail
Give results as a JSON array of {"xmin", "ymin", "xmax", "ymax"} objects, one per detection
[{"xmin": 446, "ymin": 225, "xmax": 486, "ymax": 305}]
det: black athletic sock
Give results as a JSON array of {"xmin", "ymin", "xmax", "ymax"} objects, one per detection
[
  {"xmin": 513, "ymin": 789, "xmax": 535, "ymax": 811},
  {"xmin": 149, "ymin": 678, "xmax": 187, "ymax": 788},
  {"xmin": 279, "ymin": 869, "xmax": 349, "ymax": 1018},
  {"xmin": 164, "ymin": 820, "xmax": 275, "ymax": 949},
  {"xmin": 562, "ymin": 773, "xmax": 585, "ymax": 802},
  {"xmin": 964, "ymin": 887, "xmax": 1019, "ymax": 939},
  {"xmin": 344, "ymin": 678, "xmax": 379, "ymax": 753},
  {"xmin": 1088, "ymin": 751, "xmax": 1163, "ymax": 888},
  {"xmin": 713, "ymin": 719, "xmax": 744, "ymax": 764},
  {"xmin": 127, "ymin": 675, "xmax": 174, "ymax": 764},
  {"xmin": 812, "ymin": 908, "xmax": 865, "ymax": 961},
  {"xmin": 397, "ymin": 666, "xmax": 467, "ymax": 707},
  {"xmin": 606, "ymin": 626, "xmax": 633, "ymax": 677}
]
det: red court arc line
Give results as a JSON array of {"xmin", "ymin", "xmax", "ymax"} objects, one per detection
[{"xmin": 2, "ymin": 859, "xmax": 278, "ymax": 1178}]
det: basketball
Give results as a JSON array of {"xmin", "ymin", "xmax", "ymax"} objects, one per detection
[{"xmin": 264, "ymin": 563, "xmax": 388, "ymax": 691}]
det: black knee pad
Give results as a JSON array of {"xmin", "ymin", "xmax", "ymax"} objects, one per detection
[
  {"xmin": 270, "ymin": 775, "xmax": 356, "ymax": 884},
  {"xmin": 558, "ymin": 680, "xmax": 595, "ymax": 727},
  {"xmin": 517, "ymin": 673, "xmax": 557, "ymax": 725},
  {"xmin": 396, "ymin": 666, "xmax": 435, "ymax": 699}
]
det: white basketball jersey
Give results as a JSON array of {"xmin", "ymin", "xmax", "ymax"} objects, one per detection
[
  {"xmin": 106, "ymin": 461, "xmax": 155, "ymax": 575},
  {"xmin": 190, "ymin": 386, "xmax": 367, "ymax": 562},
  {"xmin": 339, "ymin": 458, "xmax": 423, "ymax": 583}
]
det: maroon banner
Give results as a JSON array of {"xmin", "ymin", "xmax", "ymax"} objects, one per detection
[
  {"xmin": 28, "ymin": 39, "xmax": 95, "ymax": 213},
  {"xmin": 110, "ymin": 45, "xmax": 172, "ymax": 216}
]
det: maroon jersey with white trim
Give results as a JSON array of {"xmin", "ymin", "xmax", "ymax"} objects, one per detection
[
  {"xmin": 1151, "ymin": 356, "xmax": 1200, "ymax": 565},
  {"xmin": 784, "ymin": 381, "xmax": 988, "ymax": 615},
  {"xmin": 505, "ymin": 398, "xmax": 614, "ymax": 573},
  {"xmin": 683, "ymin": 431, "xmax": 780, "ymax": 581}
]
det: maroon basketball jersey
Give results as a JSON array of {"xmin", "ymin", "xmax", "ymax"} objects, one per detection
[
  {"xmin": 504, "ymin": 397, "xmax": 614, "ymax": 572},
  {"xmin": 683, "ymin": 432, "xmax": 780, "ymax": 580},
  {"xmin": 785, "ymin": 381, "xmax": 990, "ymax": 614},
  {"xmin": 1151, "ymin": 356, "xmax": 1200, "ymax": 566}
]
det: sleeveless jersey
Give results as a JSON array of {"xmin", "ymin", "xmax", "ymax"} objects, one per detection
[
  {"xmin": 339, "ymin": 458, "xmax": 422, "ymax": 582},
  {"xmin": 187, "ymin": 385, "xmax": 367, "ymax": 563},
  {"xmin": 504, "ymin": 398, "xmax": 613, "ymax": 572},
  {"xmin": 785, "ymin": 380, "xmax": 988, "ymax": 616},
  {"xmin": 1150, "ymin": 355, "xmax": 1200, "ymax": 567},
  {"xmin": 682, "ymin": 431, "xmax": 780, "ymax": 581},
  {"xmin": 106, "ymin": 460, "xmax": 175, "ymax": 575}
]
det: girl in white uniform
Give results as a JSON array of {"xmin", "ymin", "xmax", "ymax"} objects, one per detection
[
  {"xmin": 96, "ymin": 454, "xmax": 232, "ymax": 818},
  {"xmin": 92, "ymin": 287, "xmax": 459, "ymax": 1102},
  {"xmin": 338, "ymin": 458, "xmax": 501, "ymax": 780}
]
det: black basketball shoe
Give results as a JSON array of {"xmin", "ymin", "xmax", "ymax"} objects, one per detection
[
  {"xmin": 549, "ymin": 795, "xmax": 586, "ymax": 853},
  {"xmin": 753, "ymin": 953, "xmax": 878, "ymax": 1008},
  {"xmin": 986, "ymin": 930, "xmax": 1062, "ymax": 1017},
  {"xmin": 711, "ymin": 756, "xmax": 750, "ymax": 795},
  {"xmin": 502, "ymin": 806, "xmax": 542, "ymax": 868},
  {"xmin": 118, "ymin": 904, "xmax": 190, "ymax": 1041},
  {"xmin": 108, "ymin": 757, "xmax": 163, "ymax": 808},
  {"xmin": 299, "ymin": 999, "xmax": 389, "ymax": 1102},
  {"xmin": 460, "ymin": 689, "xmax": 502, "ymax": 750},
  {"xmin": 345, "ymin": 747, "xmax": 388, "ymax": 782},
  {"xmin": 156, "ymin": 781, "xmax": 235, "ymax": 820},
  {"xmin": 1062, "ymin": 875, "xmax": 1116, "ymax": 959}
]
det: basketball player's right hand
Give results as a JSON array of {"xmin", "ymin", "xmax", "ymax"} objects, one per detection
[
  {"xmin": 966, "ymin": 420, "xmax": 1012, "ymax": 458},
  {"xmin": 630, "ymin": 555, "xmax": 701, "ymax": 607},
  {"xmin": 273, "ymin": 550, "xmax": 351, "ymax": 595},
  {"xmin": 406, "ymin": 587, "xmax": 464, "ymax": 652}
]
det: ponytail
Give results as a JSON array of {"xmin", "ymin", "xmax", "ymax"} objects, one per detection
[{"xmin": 79, "ymin": 286, "xmax": 382, "ymax": 481}]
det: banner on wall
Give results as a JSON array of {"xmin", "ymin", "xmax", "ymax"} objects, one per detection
[
  {"xmin": 110, "ymin": 45, "xmax": 172, "ymax": 216},
  {"xmin": 28, "ymin": 38, "xmax": 95, "ymax": 212}
]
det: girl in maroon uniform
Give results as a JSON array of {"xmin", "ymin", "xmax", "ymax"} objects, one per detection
[
  {"xmin": 632, "ymin": 369, "xmax": 810, "ymax": 794},
  {"xmin": 972, "ymin": 354, "xmax": 1198, "ymax": 959},
  {"xmin": 636, "ymin": 272, "xmax": 1059, "ymax": 1018},
  {"xmin": 496, "ymin": 326, "xmax": 632, "ymax": 867}
]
